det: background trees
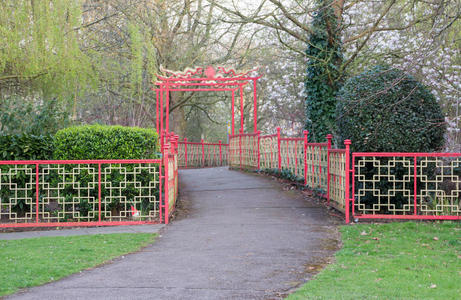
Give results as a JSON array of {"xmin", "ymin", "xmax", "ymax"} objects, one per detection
[{"xmin": 0, "ymin": 0, "xmax": 459, "ymax": 147}]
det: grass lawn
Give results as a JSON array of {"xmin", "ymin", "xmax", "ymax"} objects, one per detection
[
  {"xmin": 0, "ymin": 233, "xmax": 156, "ymax": 296},
  {"xmin": 288, "ymin": 222, "xmax": 461, "ymax": 300}
]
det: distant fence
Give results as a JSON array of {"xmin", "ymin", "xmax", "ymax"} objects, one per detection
[
  {"xmin": 225, "ymin": 129, "xmax": 461, "ymax": 223},
  {"xmin": 177, "ymin": 139, "xmax": 228, "ymax": 168},
  {"xmin": 0, "ymin": 133, "xmax": 179, "ymax": 228}
]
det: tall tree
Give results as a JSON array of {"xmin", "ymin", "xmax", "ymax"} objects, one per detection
[{"xmin": 305, "ymin": 0, "xmax": 343, "ymax": 141}]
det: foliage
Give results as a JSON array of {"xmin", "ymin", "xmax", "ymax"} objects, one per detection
[
  {"xmin": 51, "ymin": 125, "xmax": 160, "ymax": 220},
  {"xmin": 304, "ymin": 0, "xmax": 343, "ymax": 142},
  {"xmin": 287, "ymin": 222, "xmax": 461, "ymax": 299},
  {"xmin": 0, "ymin": 0, "xmax": 95, "ymax": 102},
  {"xmin": 0, "ymin": 96, "xmax": 70, "ymax": 135},
  {"xmin": 0, "ymin": 134, "xmax": 52, "ymax": 161},
  {"xmin": 53, "ymin": 125, "xmax": 160, "ymax": 160},
  {"xmin": 336, "ymin": 65, "xmax": 446, "ymax": 152},
  {"xmin": 0, "ymin": 233, "xmax": 156, "ymax": 297},
  {"xmin": 0, "ymin": 133, "xmax": 53, "ymax": 216}
]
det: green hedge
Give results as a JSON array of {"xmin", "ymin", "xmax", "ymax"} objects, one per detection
[
  {"xmin": 53, "ymin": 125, "xmax": 160, "ymax": 160},
  {"xmin": 0, "ymin": 134, "xmax": 53, "ymax": 160},
  {"xmin": 336, "ymin": 65, "xmax": 445, "ymax": 152}
]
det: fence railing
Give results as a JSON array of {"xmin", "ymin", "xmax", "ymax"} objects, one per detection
[
  {"xmin": 226, "ymin": 129, "xmax": 461, "ymax": 223},
  {"xmin": 229, "ymin": 132, "xmax": 259, "ymax": 169},
  {"xmin": 352, "ymin": 153, "xmax": 461, "ymax": 221},
  {"xmin": 0, "ymin": 133, "xmax": 179, "ymax": 228},
  {"xmin": 177, "ymin": 139, "xmax": 228, "ymax": 168}
]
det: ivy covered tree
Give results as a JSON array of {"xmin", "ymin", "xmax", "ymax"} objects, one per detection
[{"xmin": 304, "ymin": 0, "xmax": 343, "ymax": 142}]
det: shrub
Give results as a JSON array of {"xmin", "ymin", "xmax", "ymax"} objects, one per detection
[
  {"xmin": 49, "ymin": 125, "xmax": 160, "ymax": 222},
  {"xmin": 0, "ymin": 134, "xmax": 53, "ymax": 218},
  {"xmin": 0, "ymin": 96, "xmax": 69, "ymax": 135},
  {"xmin": 53, "ymin": 124, "xmax": 160, "ymax": 159},
  {"xmin": 0, "ymin": 134, "xmax": 53, "ymax": 160},
  {"xmin": 336, "ymin": 66, "xmax": 446, "ymax": 214},
  {"xmin": 336, "ymin": 65, "xmax": 446, "ymax": 152}
]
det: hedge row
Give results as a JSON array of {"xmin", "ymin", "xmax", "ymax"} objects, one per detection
[
  {"xmin": 0, "ymin": 134, "xmax": 53, "ymax": 160},
  {"xmin": 1, "ymin": 125, "xmax": 160, "ymax": 161}
]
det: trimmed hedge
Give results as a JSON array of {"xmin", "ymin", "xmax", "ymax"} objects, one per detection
[
  {"xmin": 0, "ymin": 134, "xmax": 53, "ymax": 160},
  {"xmin": 336, "ymin": 66, "xmax": 446, "ymax": 214},
  {"xmin": 336, "ymin": 65, "xmax": 446, "ymax": 152},
  {"xmin": 53, "ymin": 125, "xmax": 160, "ymax": 160}
]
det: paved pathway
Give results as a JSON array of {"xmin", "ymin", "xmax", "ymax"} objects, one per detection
[{"xmin": 9, "ymin": 167, "xmax": 339, "ymax": 300}]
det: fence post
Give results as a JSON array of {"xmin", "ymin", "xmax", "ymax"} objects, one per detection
[
  {"xmin": 98, "ymin": 163, "xmax": 101, "ymax": 223},
  {"xmin": 303, "ymin": 130, "xmax": 308, "ymax": 186},
  {"xmin": 277, "ymin": 127, "xmax": 281, "ymax": 170},
  {"xmin": 344, "ymin": 139, "xmax": 351, "ymax": 224},
  {"xmin": 219, "ymin": 140, "xmax": 222, "ymax": 166},
  {"xmin": 184, "ymin": 138, "xmax": 188, "ymax": 168},
  {"xmin": 239, "ymin": 132, "xmax": 242, "ymax": 170},
  {"xmin": 35, "ymin": 163, "xmax": 39, "ymax": 224},
  {"xmin": 257, "ymin": 131, "xmax": 261, "ymax": 170},
  {"xmin": 163, "ymin": 143, "xmax": 170, "ymax": 224},
  {"xmin": 174, "ymin": 135, "xmax": 179, "ymax": 154},
  {"xmin": 326, "ymin": 134, "xmax": 332, "ymax": 206},
  {"xmin": 201, "ymin": 139, "xmax": 205, "ymax": 167}
]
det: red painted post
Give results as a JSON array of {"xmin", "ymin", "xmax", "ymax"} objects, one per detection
[
  {"xmin": 201, "ymin": 139, "xmax": 205, "ymax": 167},
  {"xmin": 219, "ymin": 140, "xmax": 222, "ymax": 166},
  {"xmin": 257, "ymin": 131, "xmax": 261, "ymax": 170},
  {"xmin": 231, "ymin": 90, "xmax": 235, "ymax": 135},
  {"xmin": 253, "ymin": 79, "xmax": 257, "ymax": 133},
  {"xmin": 156, "ymin": 90, "xmax": 159, "ymax": 134},
  {"xmin": 413, "ymin": 155, "xmax": 417, "ymax": 216},
  {"xmin": 295, "ymin": 141, "xmax": 298, "ymax": 175},
  {"xmin": 277, "ymin": 127, "xmax": 281, "ymax": 170},
  {"xmin": 286, "ymin": 139, "xmax": 289, "ymax": 170},
  {"xmin": 160, "ymin": 89, "xmax": 164, "ymax": 137},
  {"xmin": 35, "ymin": 163, "xmax": 39, "ymax": 223},
  {"xmin": 239, "ymin": 85, "xmax": 244, "ymax": 134},
  {"xmin": 165, "ymin": 86, "xmax": 170, "ymax": 132},
  {"xmin": 98, "ymin": 163, "xmax": 101, "ymax": 222},
  {"xmin": 163, "ymin": 143, "xmax": 170, "ymax": 224},
  {"xmin": 326, "ymin": 134, "xmax": 333, "ymax": 206},
  {"xmin": 344, "ymin": 140, "xmax": 351, "ymax": 224},
  {"xmin": 184, "ymin": 138, "xmax": 188, "ymax": 168},
  {"xmin": 239, "ymin": 133, "xmax": 242, "ymax": 170},
  {"xmin": 159, "ymin": 153, "xmax": 163, "ymax": 223},
  {"xmin": 303, "ymin": 130, "xmax": 308, "ymax": 186}
]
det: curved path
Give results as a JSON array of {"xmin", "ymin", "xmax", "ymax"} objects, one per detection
[{"xmin": 10, "ymin": 167, "xmax": 339, "ymax": 300}]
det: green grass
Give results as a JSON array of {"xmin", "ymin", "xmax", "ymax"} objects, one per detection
[
  {"xmin": 0, "ymin": 233, "xmax": 156, "ymax": 296},
  {"xmin": 288, "ymin": 222, "xmax": 461, "ymax": 300}
]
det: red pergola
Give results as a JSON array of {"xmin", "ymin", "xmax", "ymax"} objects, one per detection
[{"xmin": 153, "ymin": 66, "xmax": 262, "ymax": 139}]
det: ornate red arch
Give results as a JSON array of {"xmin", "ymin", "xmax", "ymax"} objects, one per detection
[{"xmin": 153, "ymin": 66, "xmax": 262, "ymax": 140}]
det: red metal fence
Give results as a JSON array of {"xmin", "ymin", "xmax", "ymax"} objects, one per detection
[
  {"xmin": 177, "ymin": 139, "xmax": 228, "ymax": 168},
  {"xmin": 224, "ymin": 128, "xmax": 461, "ymax": 223},
  {"xmin": 352, "ymin": 153, "xmax": 461, "ymax": 221},
  {"xmin": 0, "ymin": 133, "xmax": 179, "ymax": 228}
]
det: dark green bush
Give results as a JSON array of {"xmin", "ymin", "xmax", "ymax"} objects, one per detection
[
  {"xmin": 0, "ymin": 134, "xmax": 53, "ymax": 219},
  {"xmin": 0, "ymin": 134, "xmax": 53, "ymax": 160},
  {"xmin": 53, "ymin": 125, "xmax": 160, "ymax": 159},
  {"xmin": 48, "ymin": 125, "xmax": 160, "ymax": 221},
  {"xmin": 0, "ymin": 97, "xmax": 69, "ymax": 135},
  {"xmin": 336, "ymin": 66, "xmax": 446, "ymax": 214},
  {"xmin": 336, "ymin": 65, "xmax": 446, "ymax": 152}
]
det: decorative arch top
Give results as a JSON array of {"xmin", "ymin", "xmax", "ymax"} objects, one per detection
[{"xmin": 157, "ymin": 66, "xmax": 260, "ymax": 81}]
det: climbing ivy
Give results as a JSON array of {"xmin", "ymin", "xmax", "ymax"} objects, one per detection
[{"xmin": 305, "ymin": 0, "xmax": 343, "ymax": 142}]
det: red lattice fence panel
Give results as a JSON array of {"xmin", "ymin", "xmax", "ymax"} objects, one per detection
[
  {"xmin": 178, "ymin": 140, "xmax": 228, "ymax": 168},
  {"xmin": 352, "ymin": 153, "xmax": 461, "ymax": 221}
]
